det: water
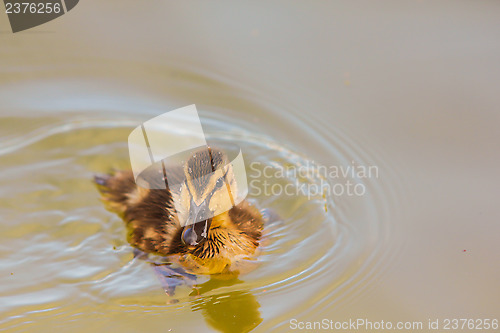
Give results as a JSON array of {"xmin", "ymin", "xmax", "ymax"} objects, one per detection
[
  {"xmin": 0, "ymin": 65, "xmax": 398, "ymax": 331},
  {"xmin": 2, "ymin": 1, "xmax": 500, "ymax": 332}
]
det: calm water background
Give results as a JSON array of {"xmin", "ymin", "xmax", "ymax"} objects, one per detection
[{"xmin": 1, "ymin": 1, "xmax": 499, "ymax": 332}]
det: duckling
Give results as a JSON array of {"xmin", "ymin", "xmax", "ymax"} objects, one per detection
[{"xmin": 94, "ymin": 147, "xmax": 264, "ymax": 276}]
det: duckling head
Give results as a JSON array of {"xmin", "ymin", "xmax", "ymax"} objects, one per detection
[{"xmin": 178, "ymin": 147, "xmax": 238, "ymax": 246}]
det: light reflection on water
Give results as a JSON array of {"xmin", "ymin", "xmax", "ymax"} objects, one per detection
[{"xmin": 0, "ymin": 67, "xmax": 398, "ymax": 332}]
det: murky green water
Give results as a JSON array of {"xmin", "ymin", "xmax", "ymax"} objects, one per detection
[
  {"xmin": 0, "ymin": 66, "xmax": 397, "ymax": 332},
  {"xmin": 2, "ymin": 1, "xmax": 500, "ymax": 332},
  {"xmin": 0, "ymin": 84, "xmax": 390, "ymax": 331}
]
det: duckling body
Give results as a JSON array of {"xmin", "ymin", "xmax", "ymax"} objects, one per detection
[{"xmin": 95, "ymin": 147, "xmax": 263, "ymax": 275}]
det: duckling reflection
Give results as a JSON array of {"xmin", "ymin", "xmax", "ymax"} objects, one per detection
[
  {"xmin": 190, "ymin": 278, "xmax": 262, "ymax": 333},
  {"xmin": 95, "ymin": 146, "xmax": 264, "ymax": 291}
]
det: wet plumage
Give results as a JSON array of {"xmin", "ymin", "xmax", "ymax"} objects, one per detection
[{"xmin": 94, "ymin": 147, "xmax": 264, "ymax": 275}]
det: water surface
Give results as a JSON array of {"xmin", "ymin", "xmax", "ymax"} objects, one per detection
[{"xmin": 1, "ymin": 1, "xmax": 499, "ymax": 332}]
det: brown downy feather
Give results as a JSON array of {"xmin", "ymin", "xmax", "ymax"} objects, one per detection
[{"xmin": 94, "ymin": 165, "xmax": 263, "ymax": 274}]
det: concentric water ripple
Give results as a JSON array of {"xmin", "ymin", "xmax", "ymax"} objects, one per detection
[{"xmin": 0, "ymin": 67, "xmax": 400, "ymax": 332}]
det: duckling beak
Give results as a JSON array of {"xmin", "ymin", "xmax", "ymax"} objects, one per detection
[
  {"xmin": 181, "ymin": 199, "xmax": 212, "ymax": 246},
  {"xmin": 181, "ymin": 219, "xmax": 211, "ymax": 246}
]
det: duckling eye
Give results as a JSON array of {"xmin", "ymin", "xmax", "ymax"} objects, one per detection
[{"xmin": 215, "ymin": 178, "xmax": 225, "ymax": 189}]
